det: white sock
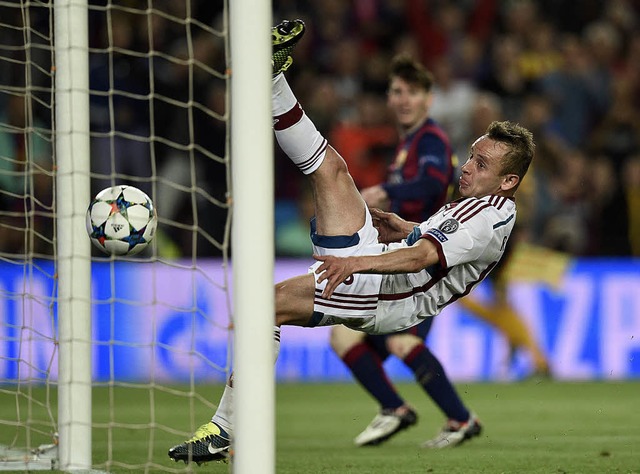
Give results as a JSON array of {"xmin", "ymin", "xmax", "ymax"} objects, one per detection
[
  {"xmin": 273, "ymin": 74, "xmax": 327, "ymax": 174},
  {"xmin": 211, "ymin": 326, "xmax": 282, "ymax": 434},
  {"xmin": 212, "ymin": 383, "xmax": 233, "ymax": 435},
  {"xmin": 273, "ymin": 326, "xmax": 281, "ymax": 363},
  {"xmin": 272, "ymin": 73, "xmax": 297, "ymax": 116}
]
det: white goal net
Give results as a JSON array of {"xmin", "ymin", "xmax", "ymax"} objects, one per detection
[{"xmin": 0, "ymin": 0, "xmax": 243, "ymax": 471}]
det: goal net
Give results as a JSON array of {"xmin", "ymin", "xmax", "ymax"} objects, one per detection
[{"xmin": 0, "ymin": 0, "xmax": 245, "ymax": 471}]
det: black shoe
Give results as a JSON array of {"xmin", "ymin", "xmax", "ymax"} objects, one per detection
[
  {"xmin": 272, "ymin": 19, "xmax": 305, "ymax": 75},
  {"xmin": 168, "ymin": 421, "xmax": 230, "ymax": 464}
]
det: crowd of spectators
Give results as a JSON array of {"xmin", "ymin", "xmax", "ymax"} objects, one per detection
[
  {"xmin": 1, "ymin": 0, "xmax": 639, "ymax": 258},
  {"xmin": 272, "ymin": 0, "xmax": 640, "ymax": 258}
]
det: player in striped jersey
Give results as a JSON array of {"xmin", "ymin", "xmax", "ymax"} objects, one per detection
[{"xmin": 169, "ymin": 19, "xmax": 535, "ymax": 464}]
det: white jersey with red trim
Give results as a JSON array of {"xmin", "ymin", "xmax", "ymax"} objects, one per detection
[
  {"xmin": 373, "ymin": 194, "xmax": 516, "ymax": 334},
  {"xmin": 310, "ymin": 195, "xmax": 516, "ymax": 334}
]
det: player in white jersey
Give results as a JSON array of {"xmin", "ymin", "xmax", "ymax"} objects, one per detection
[
  {"xmin": 307, "ymin": 194, "xmax": 516, "ymax": 335},
  {"xmin": 168, "ymin": 19, "xmax": 535, "ymax": 464}
]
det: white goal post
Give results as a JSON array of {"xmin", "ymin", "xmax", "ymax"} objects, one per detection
[
  {"xmin": 229, "ymin": 2, "xmax": 275, "ymax": 474},
  {"xmin": 54, "ymin": 0, "xmax": 92, "ymax": 469}
]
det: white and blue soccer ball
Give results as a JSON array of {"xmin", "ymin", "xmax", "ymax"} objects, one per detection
[{"xmin": 86, "ymin": 185, "xmax": 157, "ymax": 256}]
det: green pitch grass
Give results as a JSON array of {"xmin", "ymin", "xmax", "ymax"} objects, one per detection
[{"xmin": 1, "ymin": 381, "xmax": 639, "ymax": 473}]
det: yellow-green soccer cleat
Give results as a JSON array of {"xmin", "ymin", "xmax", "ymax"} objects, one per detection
[
  {"xmin": 272, "ymin": 19, "xmax": 305, "ymax": 76},
  {"xmin": 168, "ymin": 421, "xmax": 231, "ymax": 464}
]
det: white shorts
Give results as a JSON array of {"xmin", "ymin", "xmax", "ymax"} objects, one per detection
[{"xmin": 307, "ymin": 209, "xmax": 384, "ymax": 333}]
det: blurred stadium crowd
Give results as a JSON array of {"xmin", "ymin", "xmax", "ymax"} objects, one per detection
[
  {"xmin": 271, "ymin": 0, "xmax": 640, "ymax": 259},
  {"xmin": 1, "ymin": 0, "xmax": 639, "ymax": 258}
]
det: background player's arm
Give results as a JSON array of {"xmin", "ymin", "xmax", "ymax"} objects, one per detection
[
  {"xmin": 314, "ymin": 238, "xmax": 438, "ymax": 299},
  {"xmin": 360, "ymin": 185, "xmax": 389, "ymax": 210}
]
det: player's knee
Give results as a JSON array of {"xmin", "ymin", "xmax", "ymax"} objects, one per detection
[
  {"xmin": 274, "ymin": 276, "xmax": 315, "ymax": 326},
  {"xmin": 315, "ymin": 146, "xmax": 349, "ymax": 180},
  {"xmin": 385, "ymin": 333, "xmax": 423, "ymax": 359},
  {"xmin": 330, "ymin": 325, "xmax": 364, "ymax": 357}
]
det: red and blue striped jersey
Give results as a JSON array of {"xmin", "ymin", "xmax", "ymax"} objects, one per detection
[{"xmin": 382, "ymin": 118, "xmax": 455, "ymax": 223}]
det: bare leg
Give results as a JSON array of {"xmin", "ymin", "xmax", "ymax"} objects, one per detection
[
  {"xmin": 275, "ymin": 273, "xmax": 316, "ymax": 326},
  {"xmin": 272, "ymin": 73, "xmax": 367, "ymax": 237},
  {"xmin": 308, "ymin": 146, "xmax": 367, "ymax": 236}
]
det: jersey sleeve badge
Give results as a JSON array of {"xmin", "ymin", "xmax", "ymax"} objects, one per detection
[{"xmin": 439, "ymin": 218, "xmax": 459, "ymax": 234}]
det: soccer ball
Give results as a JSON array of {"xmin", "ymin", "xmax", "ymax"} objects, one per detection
[{"xmin": 86, "ymin": 185, "xmax": 157, "ymax": 256}]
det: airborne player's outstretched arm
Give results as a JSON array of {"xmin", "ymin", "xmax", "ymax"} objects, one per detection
[{"xmin": 314, "ymin": 238, "xmax": 439, "ymax": 299}]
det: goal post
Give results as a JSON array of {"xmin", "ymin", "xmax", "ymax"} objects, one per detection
[
  {"xmin": 229, "ymin": 1, "xmax": 275, "ymax": 473},
  {"xmin": 53, "ymin": 0, "xmax": 92, "ymax": 470}
]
